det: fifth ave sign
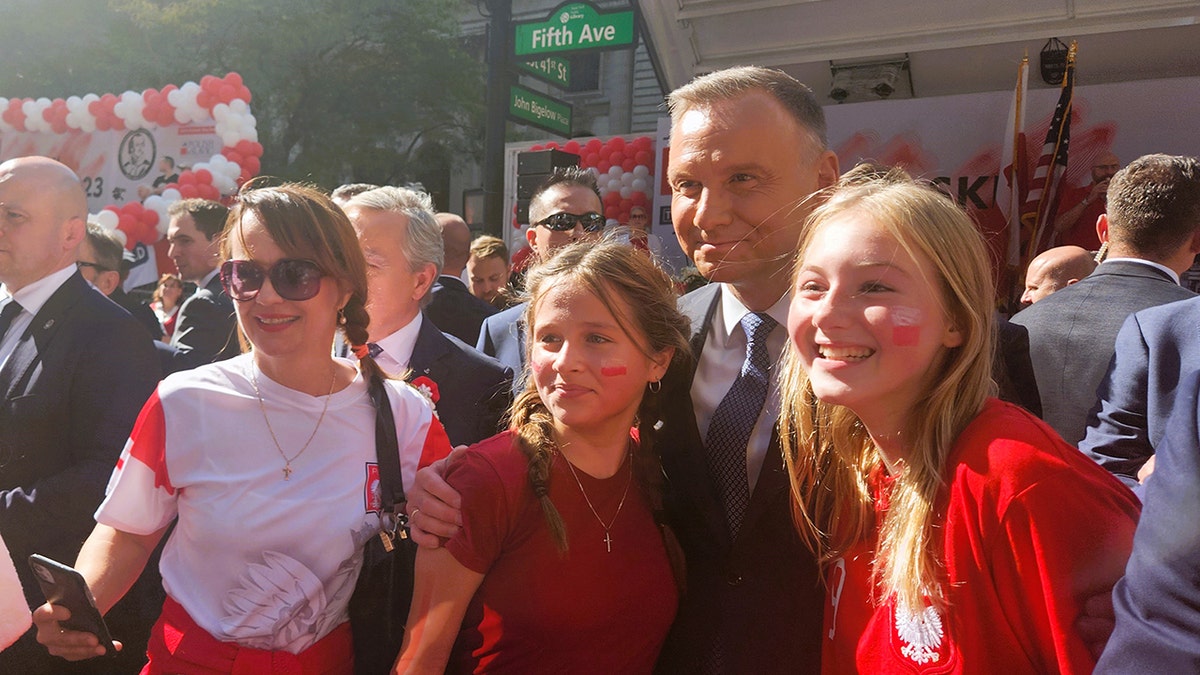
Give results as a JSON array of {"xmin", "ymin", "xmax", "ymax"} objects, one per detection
[{"xmin": 514, "ymin": 1, "xmax": 635, "ymax": 57}]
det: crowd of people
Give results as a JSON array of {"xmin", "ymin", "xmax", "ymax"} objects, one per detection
[{"xmin": 2, "ymin": 63, "xmax": 1200, "ymax": 674}]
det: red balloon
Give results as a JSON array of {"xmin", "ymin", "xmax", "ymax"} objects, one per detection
[
  {"xmin": 198, "ymin": 184, "xmax": 220, "ymax": 200},
  {"xmin": 585, "ymin": 138, "xmax": 603, "ymax": 153},
  {"xmin": 224, "ymin": 150, "xmax": 244, "ymax": 166},
  {"xmin": 622, "ymin": 159, "xmax": 636, "ymax": 173},
  {"xmin": 633, "ymin": 136, "xmax": 652, "ymax": 150},
  {"xmin": 117, "ymin": 213, "xmax": 136, "ymax": 231},
  {"xmin": 635, "ymin": 150, "xmax": 652, "ymax": 166},
  {"xmin": 563, "ymin": 140, "xmax": 581, "ymax": 154},
  {"xmin": 607, "ymin": 136, "xmax": 626, "ymax": 151},
  {"xmin": 546, "ymin": 142, "xmax": 559, "ymax": 150},
  {"xmin": 609, "ymin": 151, "xmax": 626, "ymax": 165},
  {"xmin": 631, "ymin": 192, "xmax": 648, "ymax": 207},
  {"xmin": 196, "ymin": 91, "xmax": 214, "ymax": 109},
  {"xmin": 597, "ymin": 161, "xmax": 611, "ymax": 174},
  {"xmin": 530, "ymin": 144, "xmax": 544, "ymax": 152},
  {"xmin": 244, "ymin": 157, "xmax": 261, "ymax": 176},
  {"xmin": 179, "ymin": 184, "xmax": 199, "ymax": 199},
  {"xmin": 584, "ymin": 152, "xmax": 600, "ymax": 167},
  {"xmin": 200, "ymin": 75, "xmax": 219, "ymax": 89},
  {"xmin": 603, "ymin": 191, "xmax": 621, "ymax": 206},
  {"xmin": 604, "ymin": 206, "xmax": 619, "ymax": 220},
  {"xmin": 218, "ymin": 85, "xmax": 237, "ymax": 104},
  {"xmin": 619, "ymin": 198, "xmax": 632, "ymax": 212},
  {"xmin": 239, "ymin": 87, "xmax": 252, "ymax": 103},
  {"xmin": 194, "ymin": 169, "xmax": 213, "ymax": 185},
  {"xmin": 178, "ymin": 171, "xmax": 197, "ymax": 186},
  {"xmin": 121, "ymin": 202, "xmax": 142, "ymax": 216},
  {"xmin": 140, "ymin": 209, "xmax": 159, "ymax": 227},
  {"xmin": 226, "ymin": 72, "xmax": 244, "ymax": 88}
]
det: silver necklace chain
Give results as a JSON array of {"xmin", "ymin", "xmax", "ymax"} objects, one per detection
[
  {"xmin": 250, "ymin": 363, "xmax": 337, "ymax": 480},
  {"xmin": 561, "ymin": 450, "xmax": 633, "ymax": 553}
]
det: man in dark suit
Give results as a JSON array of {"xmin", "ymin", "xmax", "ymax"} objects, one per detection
[
  {"xmin": 344, "ymin": 187, "xmax": 511, "ymax": 448},
  {"xmin": 405, "ymin": 68, "xmax": 837, "ymax": 674},
  {"xmin": 1096, "ymin": 367, "xmax": 1200, "ymax": 672},
  {"xmin": 0, "ymin": 156, "xmax": 161, "ymax": 673},
  {"xmin": 1010, "ymin": 154, "xmax": 1200, "ymax": 445},
  {"xmin": 77, "ymin": 223, "xmax": 163, "ymax": 340},
  {"xmin": 477, "ymin": 167, "xmax": 604, "ymax": 396},
  {"xmin": 651, "ymin": 66, "xmax": 838, "ymax": 674},
  {"xmin": 425, "ymin": 212, "xmax": 497, "ymax": 344},
  {"xmin": 158, "ymin": 199, "xmax": 238, "ymax": 374}
]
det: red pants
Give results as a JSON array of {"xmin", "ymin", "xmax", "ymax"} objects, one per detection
[{"xmin": 140, "ymin": 596, "xmax": 353, "ymax": 675}]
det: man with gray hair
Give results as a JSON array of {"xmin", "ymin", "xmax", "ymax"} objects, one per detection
[
  {"xmin": 343, "ymin": 187, "xmax": 512, "ymax": 447},
  {"xmin": 425, "ymin": 212, "xmax": 496, "ymax": 343}
]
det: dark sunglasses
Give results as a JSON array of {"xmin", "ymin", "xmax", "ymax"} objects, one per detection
[
  {"xmin": 220, "ymin": 259, "xmax": 325, "ymax": 302},
  {"xmin": 535, "ymin": 211, "xmax": 606, "ymax": 233}
]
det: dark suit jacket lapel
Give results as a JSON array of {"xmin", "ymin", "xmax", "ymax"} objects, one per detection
[
  {"xmin": 662, "ymin": 284, "xmax": 732, "ymax": 549},
  {"xmin": 407, "ymin": 316, "xmax": 451, "ymax": 380},
  {"xmin": 2, "ymin": 273, "xmax": 84, "ymax": 400}
]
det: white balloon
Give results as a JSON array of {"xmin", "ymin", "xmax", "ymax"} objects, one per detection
[
  {"xmin": 606, "ymin": 178, "xmax": 621, "ymax": 193},
  {"xmin": 221, "ymin": 130, "xmax": 241, "ymax": 146},
  {"xmin": 633, "ymin": 164, "xmax": 650, "ymax": 178},
  {"xmin": 212, "ymin": 103, "xmax": 230, "ymax": 121},
  {"xmin": 230, "ymin": 99, "xmax": 249, "ymax": 115},
  {"xmin": 161, "ymin": 188, "xmax": 182, "ymax": 202},
  {"xmin": 0, "ymin": 99, "xmax": 10, "ymax": 133},
  {"xmin": 94, "ymin": 210, "xmax": 119, "ymax": 229},
  {"xmin": 619, "ymin": 186, "xmax": 633, "ymax": 199},
  {"xmin": 111, "ymin": 229, "xmax": 128, "ymax": 248},
  {"xmin": 631, "ymin": 178, "xmax": 648, "ymax": 192},
  {"xmin": 607, "ymin": 165, "xmax": 623, "ymax": 178},
  {"xmin": 167, "ymin": 89, "xmax": 184, "ymax": 107},
  {"xmin": 621, "ymin": 172, "xmax": 634, "ymax": 187}
]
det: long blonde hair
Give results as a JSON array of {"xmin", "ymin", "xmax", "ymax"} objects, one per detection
[{"xmin": 779, "ymin": 169, "xmax": 996, "ymax": 612}]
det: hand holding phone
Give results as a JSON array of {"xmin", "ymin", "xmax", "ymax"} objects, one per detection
[{"xmin": 28, "ymin": 554, "xmax": 119, "ymax": 659}]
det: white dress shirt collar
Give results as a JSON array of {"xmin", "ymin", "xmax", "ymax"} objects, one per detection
[{"xmin": 372, "ymin": 313, "xmax": 424, "ymax": 374}]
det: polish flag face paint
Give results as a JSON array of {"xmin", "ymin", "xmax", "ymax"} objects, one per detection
[
  {"xmin": 890, "ymin": 307, "xmax": 922, "ymax": 346},
  {"xmin": 600, "ymin": 365, "xmax": 628, "ymax": 377}
]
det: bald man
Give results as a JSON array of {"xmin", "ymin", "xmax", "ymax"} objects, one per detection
[
  {"xmin": 1021, "ymin": 245, "xmax": 1097, "ymax": 306},
  {"xmin": 424, "ymin": 212, "xmax": 496, "ymax": 343},
  {"xmin": 0, "ymin": 156, "xmax": 160, "ymax": 673}
]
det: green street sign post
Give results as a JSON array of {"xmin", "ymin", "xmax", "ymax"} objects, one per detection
[
  {"xmin": 513, "ymin": 1, "xmax": 635, "ymax": 57},
  {"xmin": 509, "ymin": 84, "xmax": 572, "ymax": 137},
  {"xmin": 516, "ymin": 56, "xmax": 572, "ymax": 88}
]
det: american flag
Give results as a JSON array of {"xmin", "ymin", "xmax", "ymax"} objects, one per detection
[{"xmin": 1022, "ymin": 41, "xmax": 1077, "ymax": 261}]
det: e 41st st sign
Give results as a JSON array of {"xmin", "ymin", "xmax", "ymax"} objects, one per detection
[
  {"xmin": 508, "ymin": 84, "xmax": 572, "ymax": 137},
  {"xmin": 514, "ymin": 1, "xmax": 635, "ymax": 57}
]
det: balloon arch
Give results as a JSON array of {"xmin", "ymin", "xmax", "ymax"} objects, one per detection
[{"xmin": 0, "ymin": 72, "xmax": 261, "ymax": 250}]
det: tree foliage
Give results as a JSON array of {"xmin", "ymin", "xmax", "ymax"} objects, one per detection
[{"xmin": 0, "ymin": 0, "xmax": 484, "ymax": 188}]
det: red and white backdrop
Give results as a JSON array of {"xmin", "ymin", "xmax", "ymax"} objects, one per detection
[
  {"xmin": 640, "ymin": 74, "xmax": 1200, "ymax": 275},
  {"xmin": 0, "ymin": 73, "xmax": 263, "ymax": 289}
]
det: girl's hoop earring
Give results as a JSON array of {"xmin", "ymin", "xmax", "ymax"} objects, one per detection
[{"xmin": 648, "ymin": 379, "xmax": 662, "ymax": 393}]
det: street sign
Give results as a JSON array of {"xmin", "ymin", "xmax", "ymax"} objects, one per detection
[
  {"xmin": 517, "ymin": 56, "xmax": 572, "ymax": 88},
  {"xmin": 513, "ymin": 1, "xmax": 635, "ymax": 57},
  {"xmin": 508, "ymin": 84, "xmax": 572, "ymax": 137}
]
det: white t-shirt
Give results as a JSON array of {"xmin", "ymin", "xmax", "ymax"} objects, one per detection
[{"xmin": 96, "ymin": 354, "xmax": 449, "ymax": 653}]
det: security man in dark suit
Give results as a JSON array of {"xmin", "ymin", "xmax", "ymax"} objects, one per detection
[
  {"xmin": 158, "ymin": 198, "xmax": 238, "ymax": 374},
  {"xmin": 0, "ymin": 156, "xmax": 160, "ymax": 674},
  {"xmin": 425, "ymin": 212, "xmax": 497, "ymax": 344}
]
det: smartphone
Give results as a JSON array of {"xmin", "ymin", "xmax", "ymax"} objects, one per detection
[{"xmin": 27, "ymin": 554, "xmax": 117, "ymax": 656}]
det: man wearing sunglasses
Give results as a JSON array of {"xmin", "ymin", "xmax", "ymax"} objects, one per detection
[
  {"xmin": 476, "ymin": 166, "xmax": 604, "ymax": 394},
  {"xmin": 78, "ymin": 223, "xmax": 163, "ymax": 341},
  {"xmin": 158, "ymin": 199, "xmax": 239, "ymax": 375}
]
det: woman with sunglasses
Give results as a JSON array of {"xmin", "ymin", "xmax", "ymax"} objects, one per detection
[{"xmin": 34, "ymin": 184, "xmax": 452, "ymax": 674}]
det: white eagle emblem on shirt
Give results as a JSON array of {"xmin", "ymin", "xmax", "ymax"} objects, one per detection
[{"xmin": 894, "ymin": 601, "xmax": 943, "ymax": 664}]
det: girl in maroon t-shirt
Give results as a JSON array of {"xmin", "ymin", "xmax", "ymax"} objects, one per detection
[
  {"xmin": 779, "ymin": 170, "xmax": 1139, "ymax": 673},
  {"xmin": 397, "ymin": 240, "xmax": 689, "ymax": 674}
]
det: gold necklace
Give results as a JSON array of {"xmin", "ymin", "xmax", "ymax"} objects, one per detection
[
  {"xmin": 250, "ymin": 363, "xmax": 337, "ymax": 480},
  {"xmin": 561, "ymin": 450, "xmax": 633, "ymax": 553}
]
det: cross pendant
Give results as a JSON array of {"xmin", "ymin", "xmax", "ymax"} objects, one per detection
[
  {"xmin": 603, "ymin": 531, "xmax": 612, "ymax": 553},
  {"xmin": 282, "ymin": 464, "xmax": 293, "ymax": 480}
]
